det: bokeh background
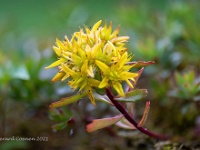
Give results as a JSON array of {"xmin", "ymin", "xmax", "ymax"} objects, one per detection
[{"xmin": 0, "ymin": 0, "xmax": 200, "ymax": 149}]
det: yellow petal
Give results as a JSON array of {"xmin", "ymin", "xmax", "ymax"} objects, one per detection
[
  {"xmin": 88, "ymin": 78, "xmax": 100, "ymax": 87},
  {"xmin": 120, "ymin": 72, "xmax": 138, "ymax": 80},
  {"xmin": 61, "ymin": 73, "xmax": 70, "ymax": 81},
  {"xmin": 95, "ymin": 60, "xmax": 109, "ymax": 74},
  {"xmin": 118, "ymin": 48, "xmax": 128, "ymax": 55},
  {"xmin": 72, "ymin": 54, "xmax": 82, "ymax": 67},
  {"xmin": 81, "ymin": 60, "xmax": 88, "ymax": 75},
  {"xmin": 92, "ymin": 20, "xmax": 102, "ymax": 32},
  {"xmin": 62, "ymin": 51, "xmax": 72, "ymax": 61},
  {"xmin": 125, "ymin": 79, "xmax": 133, "ymax": 88},
  {"xmin": 112, "ymin": 82, "xmax": 125, "ymax": 97},
  {"xmin": 115, "ymin": 52, "xmax": 128, "ymax": 69},
  {"xmin": 56, "ymin": 38, "xmax": 65, "ymax": 49},
  {"xmin": 110, "ymin": 56, "xmax": 120, "ymax": 63},
  {"xmin": 86, "ymin": 35, "xmax": 93, "ymax": 46},
  {"xmin": 77, "ymin": 48, "xmax": 86, "ymax": 59},
  {"xmin": 123, "ymin": 64, "xmax": 135, "ymax": 71},
  {"xmin": 53, "ymin": 46, "xmax": 61, "ymax": 56},
  {"xmin": 79, "ymin": 81, "xmax": 87, "ymax": 91},
  {"xmin": 129, "ymin": 77, "xmax": 136, "ymax": 82},
  {"xmin": 64, "ymin": 35, "xmax": 70, "ymax": 43},
  {"xmin": 111, "ymin": 36, "xmax": 130, "ymax": 44},
  {"xmin": 99, "ymin": 77, "xmax": 109, "ymax": 88},
  {"xmin": 74, "ymin": 31, "xmax": 81, "ymax": 39},
  {"xmin": 85, "ymin": 26, "xmax": 91, "ymax": 34},
  {"xmin": 52, "ymin": 72, "xmax": 65, "ymax": 82},
  {"xmin": 45, "ymin": 58, "xmax": 65, "ymax": 69},
  {"xmin": 109, "ymin": 25, "xmax": 120, "ymax": 39},
  {"xmin": 87, "ymin": 65, "xmax": 94, "ymax": 78},
  {"xmin": 92, "ymin": 42, "xmax": 103, "ymax": 57},
  {"xmin": 62, "ymin": 63, "xmax": 75, "ymax": 76},
  {"xmin": 64, "ymin": 35, "xmax": 73, "ymax": 50},
  {"xmin": 105, "ymin": 22, "xmax": 112, "ymax": 40},
  {"xmin": 107, "ymin": 41, "xmax": 117, "ymax": 55},
  {"xmin": 72, "ymin": 76, "xmax": 84, "ymax": 86},
  {"xmin": 100, "ymin": 23, "xmax": 107, "ymax": 39},
  {"xmin": 103, "ymin": 43, "xmax": 112, "ymax": 56}
]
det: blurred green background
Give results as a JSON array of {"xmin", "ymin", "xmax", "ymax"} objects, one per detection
[{"xmin": 0, "ymin": 0, "xmax": 200, "ymax": 149}]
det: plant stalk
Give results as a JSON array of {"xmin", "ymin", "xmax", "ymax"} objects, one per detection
[{"xmin": 106, "ymin": 88, "xmax": 169, "ymax": 140}]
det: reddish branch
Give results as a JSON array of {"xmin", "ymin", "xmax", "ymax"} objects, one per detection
[{"xmin": 106, "ymin": 88, "xmax": 170, "ymax": 140}]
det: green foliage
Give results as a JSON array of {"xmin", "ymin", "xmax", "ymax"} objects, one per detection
[
  {"xmin": 49, "ymin": 108, "xmax": 72, "ymax": 132},
  {"xmin": 115, "ymin": 89, "xmax": 147, "ymax": 102},
  {"xmin": 170, "ymin": 70, "xmax": 200, "ymax": 101}
]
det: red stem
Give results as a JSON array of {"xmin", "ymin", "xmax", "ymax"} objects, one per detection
[{"xmin": 106, "ymin": 88, "xmax": 170, "ymax": 140}]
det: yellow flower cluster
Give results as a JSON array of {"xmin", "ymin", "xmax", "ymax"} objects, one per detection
[{"xmin": 46, "ymin": 20, "xmax": 138, "ymax": 105}]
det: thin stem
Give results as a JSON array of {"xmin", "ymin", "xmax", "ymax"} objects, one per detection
[{"xmin": 106, "ymin": 88, "xmax": 169, "ymax": 140}]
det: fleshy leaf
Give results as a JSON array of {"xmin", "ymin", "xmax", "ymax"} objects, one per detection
[
  {"xmin": 115, "ymin": 117, "xmax": 136, "ymax": 129},
  {"xmin": 95, "ymin": 87, "xmax": 106, "ymax": 95},
  {"xmin": 93, "ymin": 92, "xmax": 113, "ymax": 105},
  {"xmin": 115, "ymin": 89, "xmax": 148, "ymax": 102},
  {"xmin": 126, "ymin": 61, "xmax": 155, "ymax": 68},
  {"xmin": 127, "ymin": 103, "xmax": 134, "ymax": 116},
  {"xmin": 138, "ymin": 101, "xmax": 150, "ymax": 127},
  {"xmin": 49, "ymin": 92, "xmax": 87, "ymax": 108},
  {"xmin": 86, "ymin": 114, "xmax": 123, "ymax": 132},
  {"xmin": 49, "ymin": 108, "xmax": 71, "ymax": 122}
]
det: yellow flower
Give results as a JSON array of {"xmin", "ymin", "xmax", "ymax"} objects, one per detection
[
  {"xmin": 46, "ymin": 20, "xmax": 138, "ymax": 106},
  {"xmin": 95, "ymin": 52, "xmax": 138, "ymax": 96}
]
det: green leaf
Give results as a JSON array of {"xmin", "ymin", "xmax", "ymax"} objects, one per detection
[
  {"xmin": 86, "ymin": 114, "xmax": 123, "ymax": 132},
  {"xmin": 115, "ymin": 89, "xmax": 148, "ymax": 102},
  {"xmin": 186, "ymin": 70, "xmax": 195, "ymax": 84},
  {"xmin": 49, "ymin": 92, "xmax": 87, "ymax": 108},
  {"xmin": 175, "ymin": 72, "xmax": 182, "ymax": 85},
  {"xmin": 126, "ymin": 61, "xmax": 155, "ymax": 68},
  {"xmin": 49, "ymin": 108, "xmax": 71, "ymax": 122},
  {"xmin": 115, "ymin": 117, "xmax": 136, "ymax": 129},
  {"xmin": 95, "ymin": 87, "xmax": 106, "ymax": 95},
  {"xmin": 174, "ymin": 70, "xmax": 200, "ymax": 98},
  {"xmin": 93, "ymin": 92, "xmax": 113, "ymax": 105}
]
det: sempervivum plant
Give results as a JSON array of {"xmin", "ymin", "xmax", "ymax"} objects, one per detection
[{"xmin": 46, "ymin": 20, "xmax": 168, "ymax": 140}]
